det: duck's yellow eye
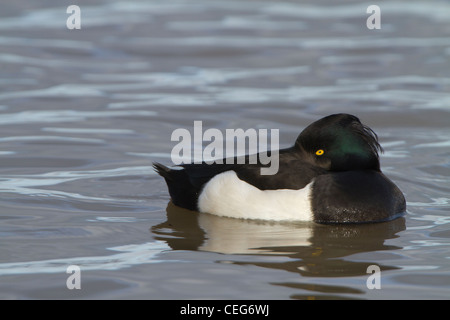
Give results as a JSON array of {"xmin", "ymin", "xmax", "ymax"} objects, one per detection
[{"xmin": 315, "ymin": 149, "xmax": 324, "ymax": 156}]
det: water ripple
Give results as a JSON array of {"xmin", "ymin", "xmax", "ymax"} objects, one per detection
[
  {"xmin": 0, "ymin": 110, "xmax": 156, "ymax": 125},
  {"xmin": 1, "ymin": 0, "xmax": 449, "ymax": 299},
  {"xmin": 0, "ymin": 135, "xmax": 104, "ymax": 144},
  {"xmin": 128, "ymin": 36, "xmax": 450, "ymax": 49},
  {"xmin": 0, "ymin": 166, "xmax": 155, "ymax": 201},
  {"xmin": 88, "ymin": 66, "xmax": 310, "ymax": 88},
  {"xmin": 0, "ymin": 241, "xmax": 171, "ymax": 276}
]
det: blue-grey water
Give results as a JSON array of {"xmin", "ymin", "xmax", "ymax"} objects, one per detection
[{"xmin": 0, "ymin": 0, "xmax": 449, "ymax": 299}]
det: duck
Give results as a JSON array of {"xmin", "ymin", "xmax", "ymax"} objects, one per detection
[{"xmin": 153, "ymin": 113, "xmax": 406, "ymax": 224}]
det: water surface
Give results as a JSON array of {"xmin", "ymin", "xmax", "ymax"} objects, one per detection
[{"xmin": 0, "ymin": 0, "xmax": 449, "ymax": 299}]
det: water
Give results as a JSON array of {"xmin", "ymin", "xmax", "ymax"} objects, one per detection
[{"xmin": 0, "ymin": 0, "xmax": 449, "ymax": 300}]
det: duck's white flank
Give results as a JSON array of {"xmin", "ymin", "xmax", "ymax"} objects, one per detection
[{"xmin": 197, "ymin": 170, "xmax": 313, "ymax": 221}]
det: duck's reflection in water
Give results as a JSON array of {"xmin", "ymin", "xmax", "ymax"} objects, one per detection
[{"xmin": 152, "ymin": 202, "xmax": 405, "ymax": 298}]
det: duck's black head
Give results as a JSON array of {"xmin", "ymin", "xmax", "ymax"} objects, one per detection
[{"xmin": 295, "ymin": 114, "xmax": 383, "ymax": 172}]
